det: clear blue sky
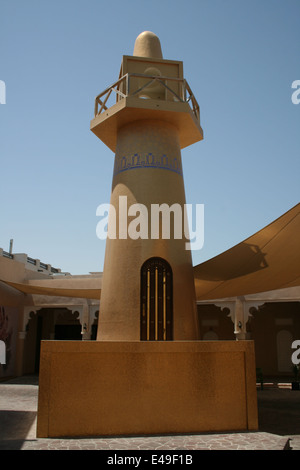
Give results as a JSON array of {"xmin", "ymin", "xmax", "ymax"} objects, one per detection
[{"xmin": 1, "ymin": 0, "xmax": 299, "ymax": 274}]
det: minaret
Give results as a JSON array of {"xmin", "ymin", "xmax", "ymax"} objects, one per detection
[{"xmin": 91, "ymin": 31, "xmax": 203, "ymax": 341}]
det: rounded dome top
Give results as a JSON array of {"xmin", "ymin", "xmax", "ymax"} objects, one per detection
[{"xmin": 133, "ymin": 31, "xmax": 163, "ymax": 59}]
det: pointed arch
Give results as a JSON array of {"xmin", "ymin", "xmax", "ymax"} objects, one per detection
[{"xmin": 140, "ymin": 257, "xmax": 173, "ymax": 341}]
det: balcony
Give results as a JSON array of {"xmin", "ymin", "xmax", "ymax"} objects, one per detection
[{"xmin": 90, "ymin": 73, "xmax": 203, "ymax": 151}]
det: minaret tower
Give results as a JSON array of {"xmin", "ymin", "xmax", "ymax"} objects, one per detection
[{"xmin": 91, "ymin": 31, "xmax": 203, "ymax": 341}]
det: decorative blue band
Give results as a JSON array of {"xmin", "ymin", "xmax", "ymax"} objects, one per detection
[{"xmin": 113, "ymin": 153, "xmax": 183, "ymax": 177}]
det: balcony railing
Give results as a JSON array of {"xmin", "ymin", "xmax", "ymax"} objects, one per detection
[
  {"xmin": 0, "ymin": 249, "xmax": 61, "ymax": 273},
  {"xmin": 94, "ymin": 73, "xmax": 200, "ymax": 123},
  {"xmin": 2, "ymin": 250, "xmax": 13, "ymax": 259}
]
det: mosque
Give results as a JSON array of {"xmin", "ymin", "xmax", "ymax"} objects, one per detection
[{"xmin": 1, "ymin": 32, "xmax": 299, "ymax": 399}]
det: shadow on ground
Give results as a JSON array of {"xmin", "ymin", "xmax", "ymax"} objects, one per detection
[
  {"xmin": 257, "ymin": 389, "xmax": 300, "ymax": 436},
  {"xmin": 0, "ymin": 410, "xmax": 37, "ymax": 450},
  {"xmin": 0, "ymin": 410, "xmax": 36, "ymax": 439}
]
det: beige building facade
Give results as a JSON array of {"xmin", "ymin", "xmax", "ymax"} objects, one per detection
[{"xmin": 0, "ymin": 249, "xmax": 101, "ymax": 378}]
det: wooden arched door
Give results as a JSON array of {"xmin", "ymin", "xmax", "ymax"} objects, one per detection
[{"xmin": 140, "ymin": 257, "xmax": 173, "ymax": 341}]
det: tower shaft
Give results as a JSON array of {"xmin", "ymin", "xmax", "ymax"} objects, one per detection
[{"xmin": 97, "ymin": 119, "xmax": 199, "ymax": 340}]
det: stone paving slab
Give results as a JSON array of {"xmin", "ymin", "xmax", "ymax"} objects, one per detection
[{"xmin": 0, "ymin": 431, "xmax": 291, "ymax": 450}]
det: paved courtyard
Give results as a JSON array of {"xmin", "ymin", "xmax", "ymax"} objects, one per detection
[{"xmin": 0, "ymin": 375, "xmax": 299, "ymax": 450}]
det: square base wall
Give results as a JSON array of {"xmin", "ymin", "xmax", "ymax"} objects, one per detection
[{"xmin": 37, "ymin": 340, "xmax": 258, "ymax": 438}]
